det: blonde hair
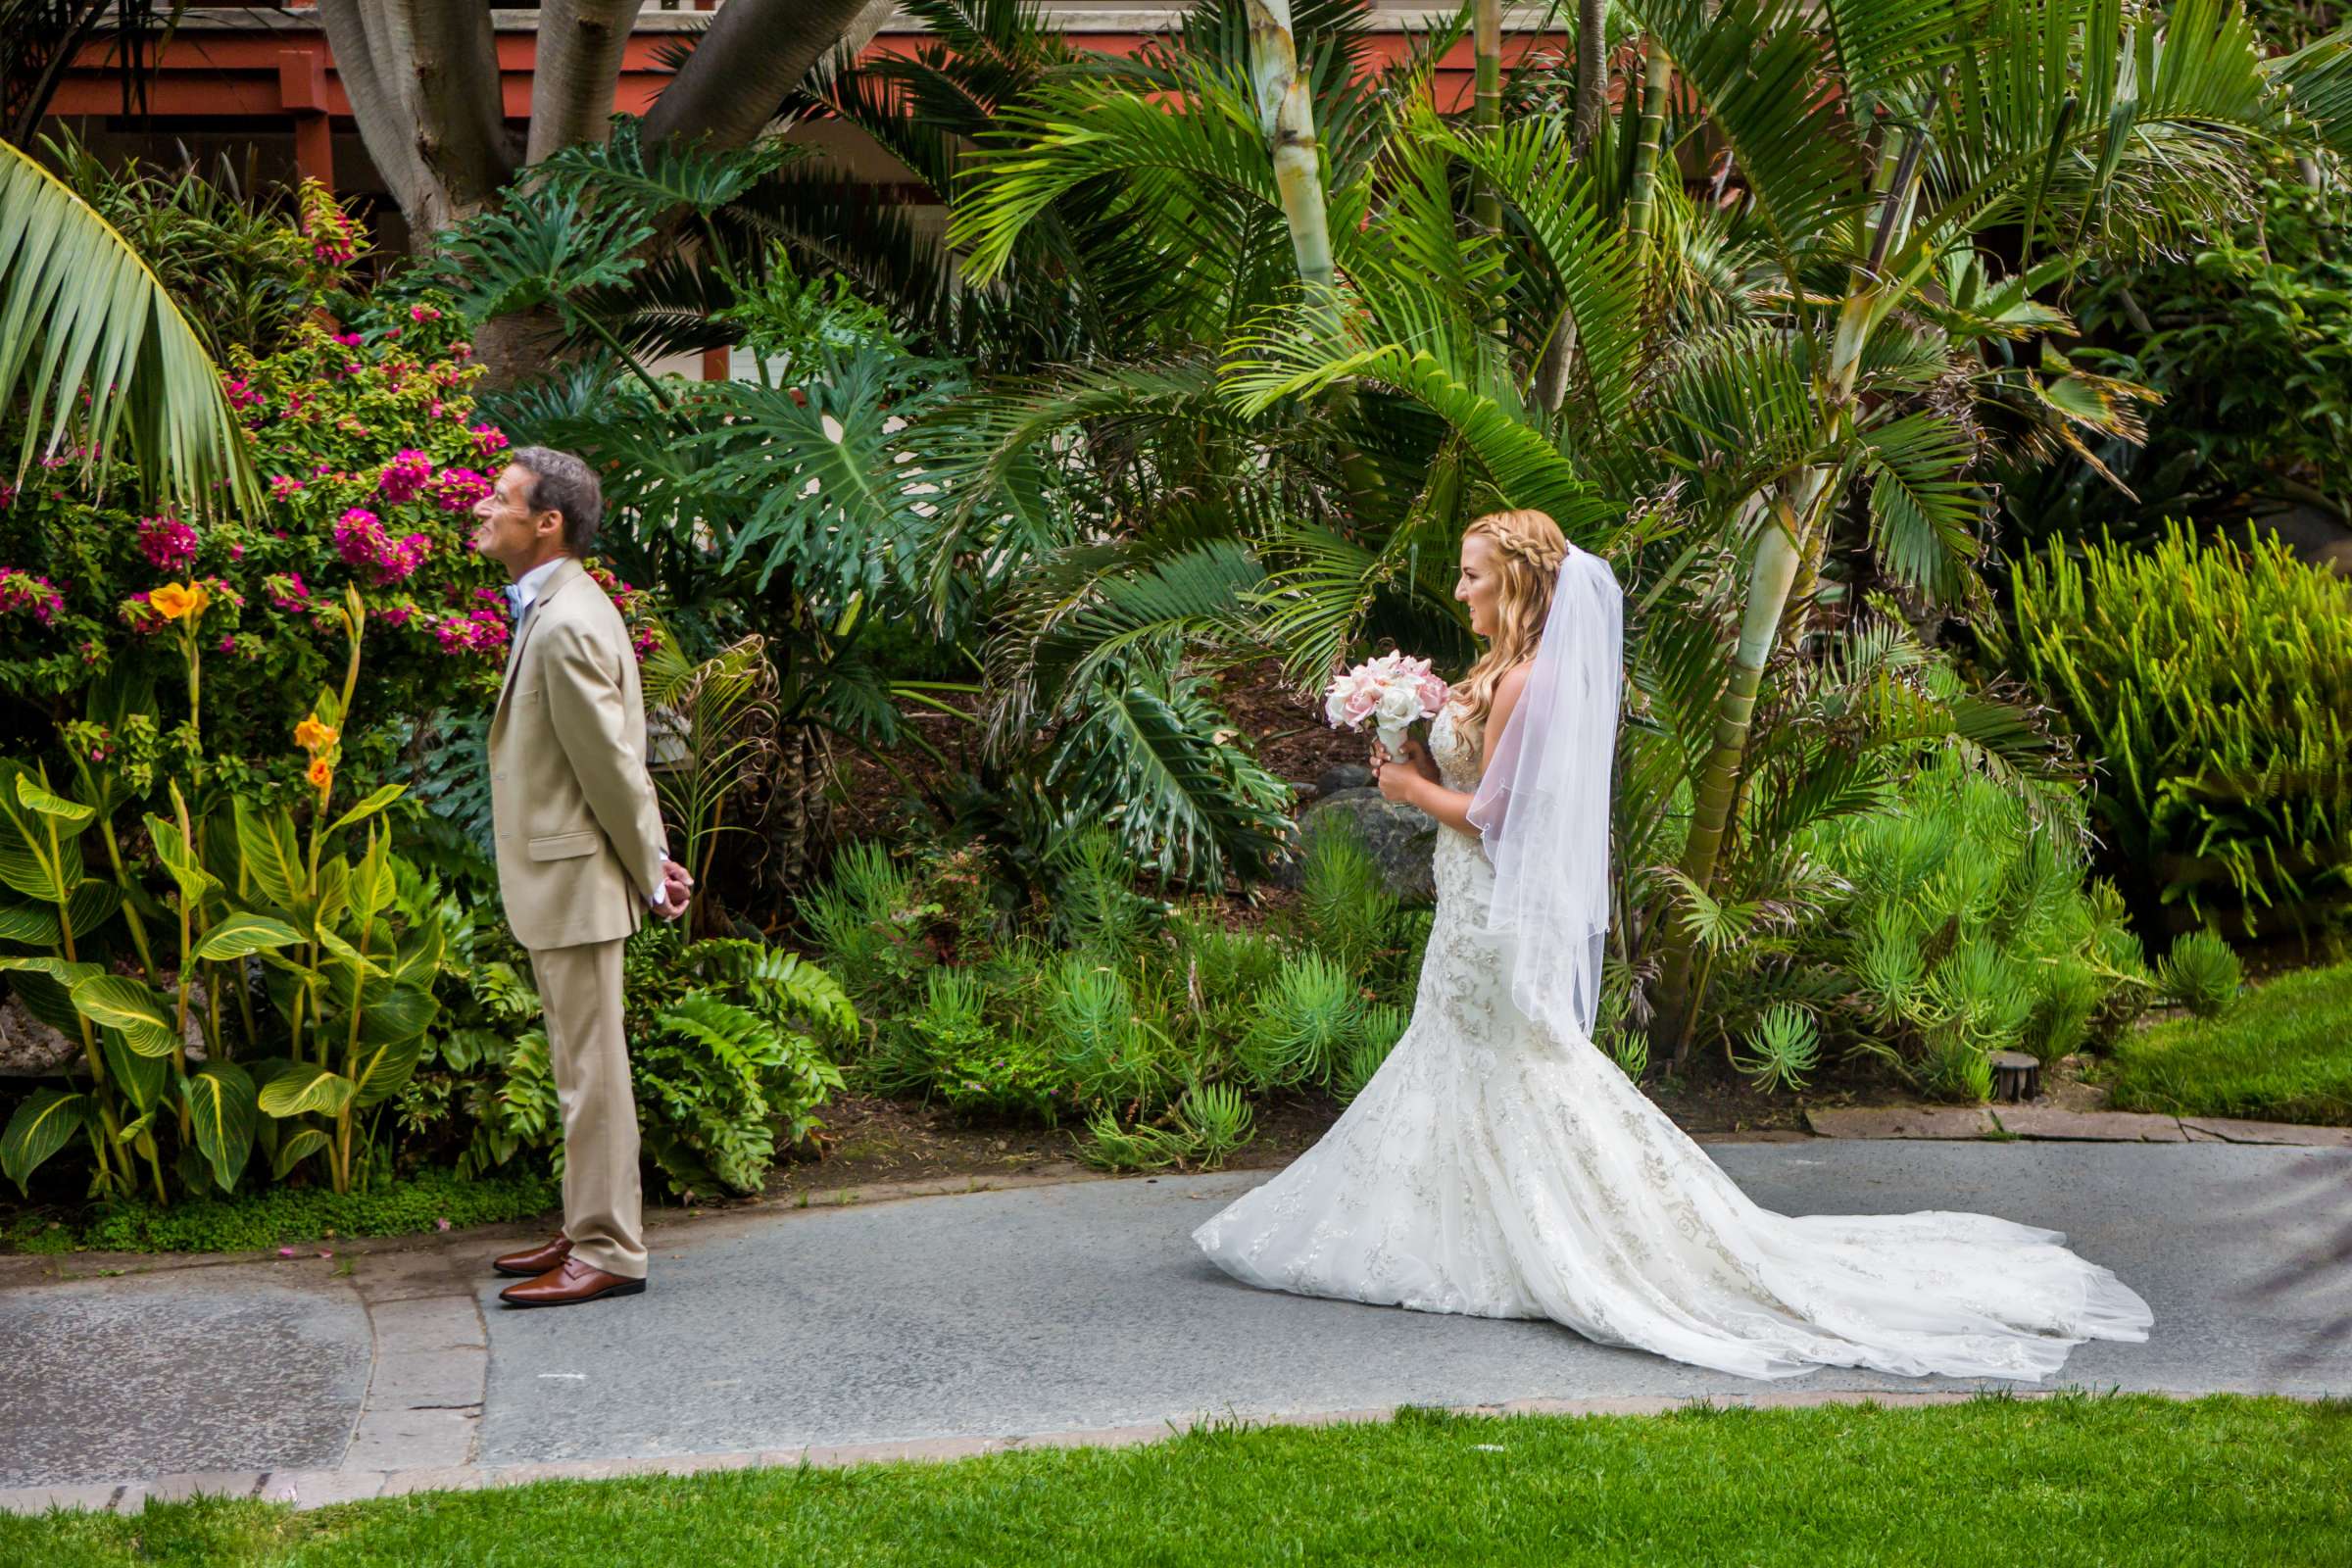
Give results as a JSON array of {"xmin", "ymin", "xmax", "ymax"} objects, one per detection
[{"xmin": 1454, "ymin": 509, "xmax": 1567, "ymax": 739}]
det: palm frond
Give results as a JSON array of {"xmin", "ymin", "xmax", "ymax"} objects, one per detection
[{"xmin": 0, "ymin": 138, "xmax": 257, "ymax": 511}]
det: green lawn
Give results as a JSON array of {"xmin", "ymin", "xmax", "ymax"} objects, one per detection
[
  {"xmin": 7, "ymin": 1396, "xmax": 2347, "ymax": 1567},
  {"xmin": 2100, "ymin": 958, "xmax": 2352, "ymax": 1125}
]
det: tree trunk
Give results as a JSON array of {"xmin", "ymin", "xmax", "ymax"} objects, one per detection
[
  {"xmin": 1625, "ymin": 39, "xmax": 1673, "ymax": 252},
  {"xmin": 1529, "ymin": 5, "xmax": 1608, "ymax": 416},
  {"xmin": 1651, "ymin": 503, "xmax": 1807, "ymax": 1060},
  {"xmin": 1471, "ymin": 0, "xmax": 1502, "ymax": 232},
  {"xmin": 1649, "ymin": 128, "xmax": 1931, "ymax": 1061},
  {"xmin": 1573, "ymin": 0, "xmax": 1607, "ymax": 159},
  {"xmin": 1247, "ymin": 0, "xmax": 1337, "ymax": 288},
  {"xmin": 640, "ymin": 0, "xmax": 875, "ymax": 152},
  {"xmin": 318, "ymin": 0, "xmax": 513, "ymax": 240},
  {"xmin": 527, "ymin": 1, "xmax": 651, "ymax": 166}
]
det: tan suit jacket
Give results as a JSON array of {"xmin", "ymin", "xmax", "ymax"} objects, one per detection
[{"xmin": 488, "ymin": 557, "xmax": 667, "ymax": 951}]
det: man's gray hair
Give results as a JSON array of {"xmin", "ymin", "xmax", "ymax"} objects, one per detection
[{"xmin": 510, "ymin": 446, "xmax": 604, "ymax": 556}]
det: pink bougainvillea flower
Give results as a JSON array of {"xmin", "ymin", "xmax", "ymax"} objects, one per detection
[
  {"xmin": 375, "ymin": 449, "xmax": 433, "ymax": 504},
  {"xmin": 0, "ymin": 569, "xmax": 65, "ymax": 625},
  {"xmin": 269, "ymin": 474, "xmax": 306, "ymax": 502},
  {"xmin": 468, "ymin": 423, "xmax": 510, "ymax": 458},
  {"xmin": 427, "ymin": 466, "xmax": 491, "ymax": 513},
  {"xmin": 136, "ymin": 514, "xmax": 199, "ymax": 572}
]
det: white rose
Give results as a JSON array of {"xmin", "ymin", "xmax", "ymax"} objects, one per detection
[{"xmin": 1374, "ymin": 681, "xmax": 1424, "ymax": 728}]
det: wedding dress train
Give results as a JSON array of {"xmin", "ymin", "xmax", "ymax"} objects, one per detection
[{"xmin": 1195, "ymin": 705, "xmax": 2151, "ymax": 1381}]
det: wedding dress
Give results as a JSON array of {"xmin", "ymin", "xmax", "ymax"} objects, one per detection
[{"xmin": 1194, "ymin": 697, "xmax": 2153, "ymax": 1381}]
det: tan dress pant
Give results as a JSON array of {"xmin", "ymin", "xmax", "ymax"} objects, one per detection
[{"xmin": 527, "ymin": 938, "xmax": 648, "ymax": 1280}]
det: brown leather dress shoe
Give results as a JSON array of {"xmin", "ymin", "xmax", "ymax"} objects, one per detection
[
  {"xmin": 493, "ymin": 1235, "xmax": 573, "ymax": 1278},
  {"xmin": 498, "ymin": 1255, "xmax": 647, "ymax": 1309}
]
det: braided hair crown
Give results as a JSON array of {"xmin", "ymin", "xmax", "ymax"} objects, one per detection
[{"xmin": 1456, "ymin": 509, "xmax": 1569, "ymax": 743}]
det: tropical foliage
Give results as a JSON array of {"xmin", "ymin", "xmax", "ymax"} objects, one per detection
[
  {"xmin": 1994, "ymin": 525, "xmax": 2352, "ymax": 939},
  {"xmin": 797, "ymin": 823, "xmax": 1429, "ymax": 1171}
]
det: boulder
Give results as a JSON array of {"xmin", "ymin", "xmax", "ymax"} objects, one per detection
[
  {"xmin": 0, "ymin": 979, "xmax": 210, "ymax": 1077},
  {"xmin": 1269, "ymin": 788, "xmax": 1437, "ymax": 902},
  {"xmin": 1313, "ymin": 762, "xmax": 1375, "ymax": 799}
]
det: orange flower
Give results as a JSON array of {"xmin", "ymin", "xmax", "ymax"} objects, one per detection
[
  {"xmin": 294, "ymin": 714, "xmax": 338, "ymax": 754},
  {"xmin": 307, "ymin": 757, "xmax": 333, "ymax": 793},
  {"xmin": 149, "ymin": 581, "xmax": 210, "ymax": 622}
]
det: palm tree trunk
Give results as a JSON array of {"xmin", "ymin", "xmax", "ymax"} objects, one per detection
[
  {"xmin": 1573, "ymin": 0, "xmax": 1607, "ymax": 158},
  {"xmin": 1248, "ymin": 0, "xmax": 1337, "ymax": 287},
  {"xmin": 1650, "ymin": 128, "xmax": 1930, "ymax": 1062},
  {"xmin": 1529, "ymin": 7, "xmax": 1610, "ymax": 416},
  {"xmin": 1471, "ymin": 0, "xmax": 1503, "ymax": 232},
  {"xmin": 1625, "ymin": 39, "xmax": 1673, "ymax": 252},
  {"xmin": 1651, "ymin": 499, "xmax": 1808, "ymax": 1059}
]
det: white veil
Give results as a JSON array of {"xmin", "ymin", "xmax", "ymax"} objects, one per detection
[{"xmin": 1464, "ymin": 545, "xmax": 1623, "ymax": 1042}]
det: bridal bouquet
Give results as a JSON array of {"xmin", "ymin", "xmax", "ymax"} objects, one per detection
[{"xmin": 1324, "ymin": 652, "xmax": 1449, "ymax": 757}]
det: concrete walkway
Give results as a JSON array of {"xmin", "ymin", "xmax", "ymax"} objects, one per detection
[{"xmin": 3, "ymin": 1141, "xmax": 2346, "ymax": 1513}]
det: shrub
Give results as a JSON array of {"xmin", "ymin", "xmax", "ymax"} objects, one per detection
[
  {"xmin": 1298, "ymin": 820, "xmax": 1398, "ymax": 973},
  {"xmin": 2005, "ymin": 172, "xmax": 2352, "ymax": 552},
  {"xmin": 1238, "ymin": 953, "xmax": 1362, "ymax": 1092},
  {"xmin": 1995, "ymin": 524, "xmax": 2352, "ymax": 937},
  {"xmin": 1336, "ymin": 1004, "xmax": 1409, "ymax": 1103},
  {"xmin": 1789, "ymin": 756, "xmax": 2150, "ymax": 1098},
  {"xmin": 2156, "ymin": 931, "xmax": 2244, "ymax": 1019},
  {"xmin": 1079, "ymin": 1082, "xmax": 1256, "ymax": 1173},
  {"xmin": 453, "ymin": 927, "xmax": 855, "ymax": 1200}
]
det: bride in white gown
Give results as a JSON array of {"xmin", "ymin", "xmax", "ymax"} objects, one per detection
[{"xmin": 1195, "ymin": 509, "xmax": 2151, "ymax": 1381}]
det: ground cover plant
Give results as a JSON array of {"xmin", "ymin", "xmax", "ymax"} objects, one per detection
[
  {"xmin": 0, "ymin": 1166, "xmax": 556, "ymax": 1255},
  {"xmin": 3, "ymin": 1395, "xmax": 2346, "ymax": 1567},
  {"xmin": 2098, "ymin": 957, "xmax": 2352, "ymax": 1125},
  {"xmin": 796, "ymin": 823, "xmax": 1428, "ymax": 1171}
]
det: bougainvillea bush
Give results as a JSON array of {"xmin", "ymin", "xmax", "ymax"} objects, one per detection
[
  {"xmin": 0, "ymin": 181, "xmax": 684, "ymax": 1209},
  {"xmin": 0, "ymin": 182, "xmax": 656, "ymax": 800}
]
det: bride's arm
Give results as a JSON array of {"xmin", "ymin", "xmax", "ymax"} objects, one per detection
[{"xmin": 1374, "ymin": 666, "xmax": 1531, "ymax": 835}]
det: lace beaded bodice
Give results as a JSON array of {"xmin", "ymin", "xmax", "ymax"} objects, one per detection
[{"xmin": 1193, "ymin": 699, "xmax": 2152, "ymax": 1381}]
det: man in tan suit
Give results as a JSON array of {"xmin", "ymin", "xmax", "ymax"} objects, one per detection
[{"xmin": 470, "ymin": 448, "xmax": 690, "ymax": 1309}]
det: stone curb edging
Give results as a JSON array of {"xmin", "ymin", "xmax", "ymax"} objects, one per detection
[
  {"xmin": 0, "ymin": 1385, "xmax": 2265, "ymax": 1517},
  {"xmin": 1804, "ymin": 1104, "xmax": 2352, "ymax": 1147}
]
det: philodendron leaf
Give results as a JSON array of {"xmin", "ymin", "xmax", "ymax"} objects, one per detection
[
  {"xmin": 256, "ymin": 1064, "xmax": 357, "ymax": 1118},
  {"xmin": 270, "ymin": 1126, "xmax": 331, "ymax": 1179},
  {"xmin": 69, "ymin": 974, "xmax": 179, "ymax": 1058},
  {"xmin": 194, "ymin": 912, "xmax": 303, "ymax": 962},
  {"xmin": 181, "ymin": 1060, "xmax": 258, "ymax": 1193},
  {"xmin": 328, "ymin": 783, "xmax": 407, "ymax": 838},
  {"xmin": 234, "ymin": 799, "xmax": 305, "ymax": 910},
  {"xmin": 0, "ymin": 904, "xmax": 61, "ymax": 945},
  {"xmin": 1, "ymin": 1088, "xmax": 86, "ymax": 1195},
  {"xmin": 143, "ymin": 811, "xmax": 220, "ymax": 904},
  {"xmin": 13, "ymin": 774, "xmax": 94, "ymax": 830}
]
